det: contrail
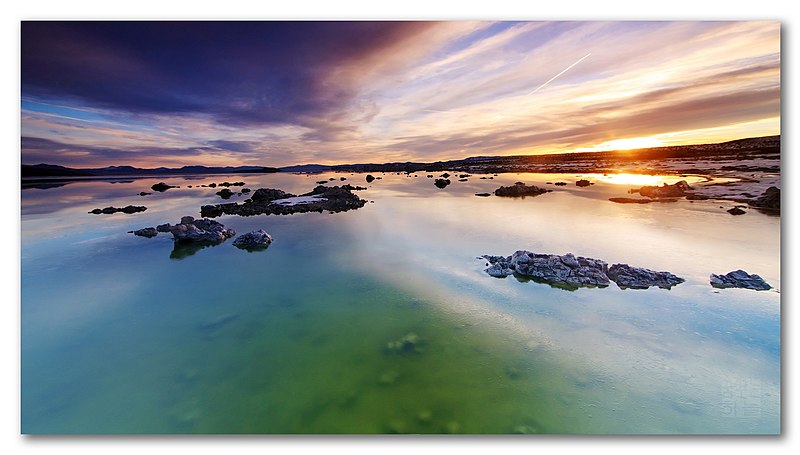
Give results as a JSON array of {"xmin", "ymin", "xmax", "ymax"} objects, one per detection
[{"xmin": 528, "ymin": 52, "xmax": 591, "ymax": 95}]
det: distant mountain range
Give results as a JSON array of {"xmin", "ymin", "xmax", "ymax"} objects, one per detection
[
  {"xmin": 22, "ymin": 135, "xmax": 779, "ymax": 178},
  {"xmin": 21, "ymin": 164, "xmax": 280, "ymax": 178}
]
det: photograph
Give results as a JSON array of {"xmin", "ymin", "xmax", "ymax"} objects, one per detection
[{"xmin": 19, "ymin": 20, "xmax": 780, "ymax": 434}]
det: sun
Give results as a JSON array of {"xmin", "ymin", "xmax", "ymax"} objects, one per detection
[{"xmin": 593, "ymin": 137, "xmax": 664, "ymax": 151}]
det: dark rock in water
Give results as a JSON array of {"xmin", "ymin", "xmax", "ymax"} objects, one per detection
[
  {"xmin": 200, "ymin": 185, "xmax": 367, "ymax": 218},
  {"xmin": 156, "ymin": 223, "xmax": 171, "ymax": 232},
  {"xmin": 749, "ymin": 186, "xmax": 780, "ymax": 212},
  {"xmin": 494, "ymin": 182, "xmax": 550, "ymax": 197},
  {"xmin": 169, "ymin": 217, "xmax": 235, "ymax": 243},
  {"xmin": 241, "ymin": 188, "xmax": 251, "ymax": 193},
  {"xmin": 340, "ymin": 184, "xmax": 367, "ymax": 191},
  {"xmin": 232, "ymin": 229, "xmax": 273, "ymax": 251},
  {"xmin": 440, "ymin": 172, "xmax": 450, "ymax": 178},
  {"xmin": 340, "ymin": 177, "xmax": 347, "ymax": 181},
  {"xmin": 329, "ymin": 177, "xmax": 335, "ymax": 181},
  {"xmin": 685, "ymin": 194, "xmax": 710, "ymax": 200},
  {"xmin": 710, "ymin": 270, "xmax": 771, "ymax": 290},
  {"xmin": 458, "ymin": 178, "xmax": 468, "ymax": 182},
  {"xmin": 216, "ymin": 188, "xmax": 234, "ymax": 199},
  {"xmin": 483, "ymin": 250, "xmax": 609, "ymax": 289},
  {"xmin": 366, "ymin": 174, "xmax": 375, "ymax": 183},
  {"xmin": 633, "ymin": 180, "xmax": 691, "ymax": 198},
  {"xmin": 138, "ymin": 192, "xmax": 151, "ymax": 196},
  {"xmin": 89, "ymin": 205, "xmax": 147, "ymax": 215},
  {"xmin": 316, "ymin": 180, "xmax": 328, "ymax": 184},
  {"xmin": 208, "ymin": 183, "xmax": 217, "ymax": 188},
  {"xmin": 727, "ymin": 207, "xmax": 746, "ymax": 215},
  {"xmin": 459, "ymin": 174, "xmax": 471, "ymax": 178},
  {"xmin": 575, "ymin": 179, "xmax": 591, "ymax": 187},
  {"xmin": 554, "ymin": 182, "xmax": 567, "ymax": 186},
  {"xmin": 475, "ymin": 192, "xmax": 491, "ymax": 197},
  {"xmin": 434, "ymin": 178, "xmax": 451, "ymax": 189},
  {"xmin": 131, "ymin": 227, "xmax": 158, "ymax": 238},
  {"xmin": 151, "ymin": 182, "xmax": 177, "ymax": 192},
  {"xmin": 607, "ymin": 263, "xmax": 684, "ymax": 289}
]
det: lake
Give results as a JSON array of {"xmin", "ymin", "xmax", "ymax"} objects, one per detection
[{"xmin": 20, "ymin": 171, "xmax": 780, "ymax": 434}]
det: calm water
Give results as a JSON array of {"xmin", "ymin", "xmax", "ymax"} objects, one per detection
[{"xmin": 20, "ymin": 171, "xmax": 780, "ymax": 434}]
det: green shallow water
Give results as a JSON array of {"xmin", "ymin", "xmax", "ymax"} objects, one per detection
[{"xmin": 20, "ymin": 172, "xmax": 780, "ymax": 434}]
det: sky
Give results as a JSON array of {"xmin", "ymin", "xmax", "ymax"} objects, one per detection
[{"xmin": 20, "ymin": 21, "xmax": 780, "ymax": 168}]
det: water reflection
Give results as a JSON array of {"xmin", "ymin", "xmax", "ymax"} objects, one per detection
[{"xmin": 20, "ymin": 171, "xmax": 780, "ymax": 434}]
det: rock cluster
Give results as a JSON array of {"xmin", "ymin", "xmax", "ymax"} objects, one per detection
[
  {"xmin": 169, "ymin": 216, "xmax": 236, "ymax": 243},
  {"xmin": 482, "ymin": 251, "xmax": 684, "ymax": 291},
  {"xmin": 575, "ymin": 179, "xmax": 591, "ymax": 187},
  {"xmin": 200, "ymin": 185, "xmax": 367, "ymax": 217},
  {"xmin": 493, "ymin": 182, "xmax": 551, "ymax": 197},
  {"xmin": 89, "ymin": 205, "xmax": 147, "ymax": 215},
  {"xmin": 710, "ymin": 270, "xmax": 771, "ymax": 290},
  {"xmin": 434, "ymin": 178, "xmax": 451, "ymax": 189}
]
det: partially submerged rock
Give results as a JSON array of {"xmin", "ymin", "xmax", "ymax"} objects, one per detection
[
  {"xmin": 607, "ymin": 263, "xmax": 685, "ymax": 289},
  {"xmin": 200, "ymin": 185, "xmax": 367, "ymax": 217},
  {"xmin": 475, "ymin": 192, "xmax": 491, "ymax": 197},
  {"xmin": 232, "ymin": 229, "xmax": 273, "ymax": 251},
  {"xmin": 216, "ymin": 188, "xmax": 234, "ymax": 199},
  {"xmin": 366, "ymin": 174, "xmax": 375, "ymax": 183},
  {"xmin": 749, "ymin": 186, "xmax": 780, "ymax": 212},
  {"xmin": 483, "ymin": 251, "xmax": 685, "ymax": 290},
  {"xmin": 575, "ymin": 179, "xmax": 591, "ymax": 187},
  {"xmin": 89, "ymin": 205, "xmax": 147, "ymax": 215},
  {"xmin": 434, "ymin": 178, "xmax": 451, "ymax": 189},
  {"xmin": 483, "ymin": 251, "xmax": 609, "ymax": 290},
  {"xmin": 169, "ymin": 216, "xmax": 236, "ymax": 243},
  {"xmin": 608, "ymin": 197, "xmax": 678, "ymax": 204},
  {"xmin": 727, "ymin": 207, "xmax": 747, "ymax": 215},
  {"xmin": 131, "ymin": 227, "xmax": 158, "ymax": 237},
  {"xmin": 151, "ymin": 182, "xmax": 178, "ymax": 192},
  {"xmin": 710, "ymin": 270, "xmax": 771, "ymax": 290},
  {"xmin": 494, "ymin": 182, "xmax": 550, "ymax": 197},
  {"xmin": 632, "ymin": 180, "xmax": 691, "ymax": 198}
]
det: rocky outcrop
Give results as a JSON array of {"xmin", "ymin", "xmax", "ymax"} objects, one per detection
[
  {"xmin": 151, "ymin": 182, "xmax": 178, "ymax": 192},
  {"xmin": 475, "ymin": 193, "xmax": 491, "ymax": 197},
  {"xmin": 169, "ymin": 216, "xmax": 236, "ymax": 243},
  {"xmin": 575, "ymin": 179, "xmax": 591, "ymax": 187},
  {"xmin": 494, "ymin": 182, "xmax": 551, "ymax": 197},
  {"xmin": 482, "ymin": 251, "xmax": 685, "ymax": 290},
  {"xmin": 727, "ymin": 207, "xmax": 747, "ymax": 215},
  {"xmin": 200, "ymin": 185, "xmax": 367, "ymax": 218},
  {"xmin": 366, "ymin": 174, "xmax": 376, "ymax": 183},
  {"xmin": 89, "ymin": 205, "xmax": 147, "ymax": 214},
  {"xmin": 216, "ymin": 188, "xmax": 234, "ymax": 199},
  {"xmin": 482, "ymin": 251, "xmax": 609, "ymax": 289},
  {"xmin": 632, "ymin": 180, "xmax": 692, "ymax": 198},
  {"xmin": 232, "ymin": 229, "xmax": 273, "ymax": 250},
  {"xmin": 607, "ymin": 264, "xmax": 684, "ymax": 289},
  {"xmin": 710, "ymin": 270, "xmax": 771, "ymax": 290},
  {"xmin": 749, "ymin": 186, "xmax": 780, "ymax": 212}
]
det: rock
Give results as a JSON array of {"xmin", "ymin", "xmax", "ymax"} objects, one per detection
[
  {"xmin": 340, "ymin": 177, "xmax": 347, "ymax": 181},
  {"xmin": 386, "ymin": 332, "xmax": 422, "ymax": 354},
  {"xmin": 494, "ymin": 182, "xmax": 550, "ymax": 197},
  {"xmin": 576, "ymin": 179, "xmax": 591, "ymax": 187},
  {"xmin": 241, "ymin": 188, "xmax": 251, "ymax": 193},
  {"xmin": 151, "ymin": 182, "xmax": 177, "ymax": 192},
  {"xmin": 749, "ymin": 186, "xmax": 780, "ymax": 211},
  {"xmin": 138, "ymin": 192, "xmax": 151, "ymax": 196},
  {"xmin": 607, "ymin": 263, "xmax": 684, "ymax": 289},
  {"xmin": 216, "ymin": 188, "xmax": 234, "ymax": 199},
  {"xmin": 316, "ymin": 180, "xmax": 328, "ymax": 184},
  {"xmin": 88, "ymin": 205, "xmax": 147, "ymax": 215},
  {"xmin": 434, "ymin": 178, "xmax": 451, "ymax": 189},
  {"xmin": 232, "ymin": 229, "xmax": 273, "ymax": 250},
  {"xmin": 440, "ymin": 172, "xmax": 450, "ymax": 178},
  {"xmin": 685, "ymin": 194, "xmax": 710, "ymax": 200},
  {"xmin": 366, "ymin": 174, "xmax": 375, "ymax": 183},
  {"xmin": 554, "ymin": 182, "xmax": 567, "ymax": 186},
  {"xmin": 710, "ymin": 270, "xmax": 771, "ymax": 290},
  {"xmin": 633, "ymin": 180, "xmax": 691, "ymax": 198},
  {"xmin": 169, "ymin": 217, "xmax": 235, "ymax": 243},
  {"xmin": 475, "ymin": 193, "xmax": 491, "ymax": 197},
  {"xmin": 458, "ymin": 178, "xmax": 468, "ymax": 182},
  {"xmin": 156, "ymin": 223, "xmax": 171, "ymax": 232},
  {"xmin": 483, "ymin": 251, "xmax": 609, "ymax": 289},
  {"xmin": 131, "ymin": 227, "xmax": 158, "ymax": 238},
  {"xmin": 201, "ymin": 185, "xmax": 367, "ymax": 218},
  {"xmin": 208, "ymin": 183, "xmax": 217, "ymax": 188},
  {"xmin": 727, "ymin": 207, "xmax": 746, "ymax": 215}
]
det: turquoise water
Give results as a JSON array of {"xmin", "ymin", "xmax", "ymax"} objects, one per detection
[{"xmin": 20, "ymin": 172, "xmax": 780, "ymax": 434}]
